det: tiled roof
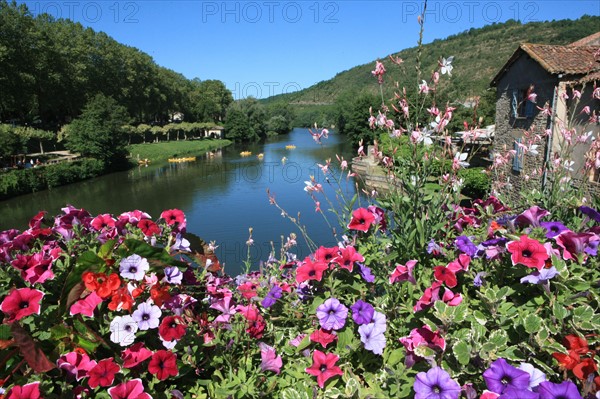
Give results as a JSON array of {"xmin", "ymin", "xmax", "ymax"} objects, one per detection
[
  {"xmin": 577, "ymin": 70, "xmax": 600, "ymax": 84},
  {"xmin": 491, "ymin": 34, "xmax": 600, "ymax": 86},
  {"xmin": 520, "ymin": 43, "xmax": 599, "ymax": 75},
  {"xmin": 570, "ymin": 32, "xmax": 600, "ymax": 47}
]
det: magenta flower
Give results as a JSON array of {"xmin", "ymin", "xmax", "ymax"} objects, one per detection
[
  {"xmin": 258, "ymin": 342, "xmax": 282, "ymax": 374},
  {"xmin": 347, "ymin": 208, "xmax": 375, "ymax": 232},
  {"xmin": 57, "ymin": 351, "xmax": 97, "ymax": 381},
  {"xmin": 390, "ymin": 260, "xmax": 417, "ymax": 284},
  {"xmin": 413, "ymin": 367, "xmax": 461, "ymax": 399},
  {"xmin": 305, "ymin": 350, "xmax": 343, "ymax": 388},
  {"xmin": 514, "ymin": 205, "xmax": 550, "ymax": 228},
  {"xmin": 483, "ymin": 358, "xmax": 530, "ymax": 394},
  {"xmin": 70, "ymin": 291, "xmax": 103, "ymax": 318},
  {"xmin": 555, "ymin": 231, "xmax": 598, "ymax": 261},
  {"xmin": 1, "ymin": 287, "xmax": 44, "ymax": 322},
  {"xmin": 316, "ymin": 298, "xmax": 348, "ymax": 331},
  {"xmin": 108, "ymin": 378, "xmax": 152, "ymax": 399}
]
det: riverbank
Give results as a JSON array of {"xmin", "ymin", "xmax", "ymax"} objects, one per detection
[
  {"xmin": 128, "ymin": 139, "xmax": 232, "ymax": 163},
  {"xmin": 0, "ymin": 139, "xmax": 233, "ymax": 201}
]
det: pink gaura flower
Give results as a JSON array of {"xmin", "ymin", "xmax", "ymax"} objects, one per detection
[
  {"xmin": 371, "ymin": 60, "xmax": 386, "ymax": 84},
  {"xmin": 506, "ymin": 235, "xmax": 549, "ymax": 270},
  {"xmin": 305, "ymin": 350, "xmax": 343, "ymax": 389},
  {"xmin": 1, "ymin": 287, "xmax": 44, "ymax": 322},
  {"xmin": 108, "ymin": 378, "xmax": 152, "ymax": 399},
  {"xmin": 347, "ymin": 208, "xmax": 375, "ymax": 232},
  {"xmin": 390, "ymin": 260, "xmax": 417, "ymax": 284}
]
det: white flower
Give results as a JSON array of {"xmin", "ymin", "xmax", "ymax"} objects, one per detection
[
  {"xmin": 161, "ymin": 337, "xmax": 178, "ymax": 349},
  {"xmin": 163, "ymin": 266, "xmax": 183, "ymax": 285},
  {"xmin": 440, "ymin": 56, "xmax": 454, "ymax": 75},
  {"xmin": 454, "ymin": 152, "xmax": 470, "ymax": 168},
  {"xmin": 110, "ymin": 315, "xmax": 138, "ymax": 346},
  {"xmin": 132, "ymin": 302, "xmax": 162, "ymax": 330},
  {"xmin": 119, "ymin": 254, "xmax": 149, "ymax": 281},
  {"xmin": 519, "ymin": 363, "xmax": 546, "ymax": 389}
]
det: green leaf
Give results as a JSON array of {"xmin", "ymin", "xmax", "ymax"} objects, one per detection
[
  {"xmin": 552, "ymin": 303, "xmax": 569, "ymax": 320},
  {"xmin": 98, "ymin": 239, "xmax": 116, "ymax": 259},
  {"xmin": 573, "ymin": 304, "xmax": 594, "ymax": 328},
  {"xmin": 452, "ymin": 304, "xmax": 468, "ymax": 323},
  {"xmin": 345, "ymin": 377, "xmax": 360, "ymax": 397},
  {"xmin": 523, "ymin": 314, "xmax": 543, "ymax": 335},
  {"xmin": 453, "ymin": 341, "xmax": 471, "ymax": 366},
  {"xmin": 385, "ymin": 348, "xmax": 404, "ymax": 367},
  {"xmin": 414, "ymin": 345, "xmax": 436, "ymax": 358},
  {"xmin": 489, "ymin": 329, "xmax": 508, "ymax": 349},
  {"xmin": 295, "ymin": 334, "xmax": 311, "ymax": 352},
  {"xmin": 324, "ymin": 388, "xmax": 343, "ymax": 398},
  {"xmin": 281, "ymin": 388, "xmax": 309, "ymax": 399},
  {"xmin": 337, "ymin": 326, "xmax": 358, "ymax": 352},
  {"xmin": 472, "ymin": 310, "xmax": 488, "ymax": 326},
  {"xmin": 120, "ymin": 238, "xmax": 186, "ymax": 267}
]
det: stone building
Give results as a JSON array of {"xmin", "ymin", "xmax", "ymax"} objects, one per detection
[{"xmin": 490, "ymin": 32, "xmax": 600, "ymax": 202}]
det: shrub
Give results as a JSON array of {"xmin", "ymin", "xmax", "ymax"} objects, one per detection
[{"xmin": 458, "ymin": 167, "xmax": 491, "ymax": 198}]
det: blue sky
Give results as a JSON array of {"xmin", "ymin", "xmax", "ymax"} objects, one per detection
[{"xmin": 22, "ymin": 0, "xmax": 600, "ymax": 99}]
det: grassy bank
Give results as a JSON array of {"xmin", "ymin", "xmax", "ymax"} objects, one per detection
[{"xmin": 128, "ymin": 139, "xmax": 232, "ymax": 162}]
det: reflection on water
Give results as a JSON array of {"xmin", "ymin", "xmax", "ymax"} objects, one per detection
[{"xmin": 0, "ymin": 128, "xmax": 358, "ymax": 275}]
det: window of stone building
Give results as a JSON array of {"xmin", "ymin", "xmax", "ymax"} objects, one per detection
[{"xmin": 511, "ymin": 87, "xmax": 535, "ymax": 119}]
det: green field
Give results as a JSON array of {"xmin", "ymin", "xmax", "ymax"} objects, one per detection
[{"xmin": 128, "ymin": 139, "xmax": 232, "ymax": 162}]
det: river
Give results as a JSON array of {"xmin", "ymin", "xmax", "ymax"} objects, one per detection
[{"xmin": 0, "ymin": 128, "xmax": 360, "ymax": 275}]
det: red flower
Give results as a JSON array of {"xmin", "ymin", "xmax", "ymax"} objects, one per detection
[
  {"xmin": 148, "ymin": 350, "xmax": 178, "ymax": 381},
  {"xmin": 5, "ymin": 382, "xmax": 42, "ymax": 399},
  {"xmin": 91, "ymin": 214, "xmax": 116, "ymax": 231},
  {"xmin": 138, "ymin": 219, "xmax": 161, "ymax": 237},
  {"xmin": 108, "ymin": 378, "xmax": 151, "ymax": 399},
  {"xmin": 121, "ymin": 343, "xmax": 153, "ymax": 368},
  {"xmin": 160, "ymin": 209, "xmax": 185, "ymax": 226},
  {"xmin": 150, "ymin": 283, "xmax": 171, "ymax": 307},
  {"xmin": 305, "ymin": 350, "xmax": 343, "ymax": 388},
  {"xmin": 295, "ymin": 257, "xmax": 328, "ymax": 283},
  {"xmin": 88, "ymin": 357, "xmax": 120, "ymax": 388},
  {"xmin": 552, "ymin": 350, "xmax": 580, "ymax": 370},
  {"xmin": 1, "ymin": 288, "xmax": 44, "ymax": 322},
  {"xmin": 108, "ymin": 287, "xmax": 134, "ymax": 312},
  {"xmin": 97, "ymin": 273, "xmax": 121, "ymax": 299},
  {"xmin": 347, "ymin": 208, "xmax": 375, "ymax": 232},
  {"xmin": 238, "ymin": 281, "xmax": 258, "ymax": 299},
  {"xmin": 563, "ymin": 334, "xmax": 589, "ymax": 355},
  {"xmin": 159, "ymin": 316, "xmax": 186, "ymax": 341},
  {"xmin": 433, "ymin": 266, "xmax": 458, "ymax": 288},
  {"xmin": 310, "ymin": 329, "xmax": 338, "ymax": 348},
  {"xmin": 236, "ymin": 305, "xmax": 266, "ymax": 339},
  {"xmin": 332, "ymin": 246, "xmax": 364, "ymax": 272},
  {"xmin": 572, "ymin": 357, "xmax": 597, "ymax": 380},
  {"xmin": 506, "ymin": 235, "xmax": 548, "ymax": 270},
  {"xmin": 314, "ymin": 246, "xmax": 340, "ymax": 264}
]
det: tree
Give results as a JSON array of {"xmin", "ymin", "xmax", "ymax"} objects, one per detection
[
  {"xmin": 65, "ymin": 94, "xmax": 130, "ymax": 168},
  {"xmin": 336, "ymin": 92, "xmax": 380, "ymax": 146},
  {"xmin": 224, "ymin": 98, "xmax": 267, "ymax": 142},
  {"xmin": 0, "ymin": 124, "xmax": 25, "ymax": 163}
]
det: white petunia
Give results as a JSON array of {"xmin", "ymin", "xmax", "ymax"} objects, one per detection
[
  {"xmin": 110, "ymin": 315, "xmax": 138, "ymax": 346},
  {"xmin": 119, "ymin": 254, "xmax": 150, "ymax": 281}
]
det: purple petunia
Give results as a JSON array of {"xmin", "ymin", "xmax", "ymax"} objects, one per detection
[
  {"xmin": 520, "ymin": 267, "xmax": 558, "ymax": 285},
  {"xmin": 515, "ymin": 206, "xmax": 550, "ymax": 228},
  {"xmin": 413, "ymin": 367, "xmax": 461, "ymax": 399},
  {"xmin": 538, "ymin": 381, "xmax": 582, "ymax": 399},
  {"xmin": 316, "ymin": 298, "xmax": 348, "ymax": 331},
  {"xmin": 261, "ymin": 285, "xmax": 283, "ymax": 308},
  {"xmin": 358, "ymin": 263, "xmax": 375, "ymax": 283},
  {"xmin": 474, "ymin": 272, "xmax": 487, "ymax": 287},
  {"xmin": 578, "ymin": 206, "xmax": 600, "ymax": 223},
  {"xmin": 540, "ymin": 221, "xmax": 569, "ymax": 239},
  {"xmin": 455, "ymin": 236, "xmax": 478, "ymax": 257},
  {"xmin": 483, "ymin": 358, "xmax": 530, "ymax": 394},
  {"xmin": 351, "ymin": 300, "xmax": 374, "ymax": 325},
  {"xmin": 498, "ymin": 387, "xmax": 540, "ymax": 399}
]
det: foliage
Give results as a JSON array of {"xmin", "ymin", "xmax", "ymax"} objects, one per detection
[
  {"xmin": 335, "ymin": 92, "xmax": 380, "ymax": 146},
  {"xmin": 0, "ymin": 159, "xmax": 104, "ymax": 200},
  {"xmin": 458, "ymin": 167, "xmax": 491, "ymax": 199},
  {"xmin": 224, "ymin": 98, "xmax": 268, "ymax": 142},
  {"xmin": 0, "ymin": 124, "xmax": 26, "ymax": 161},
  {"xmin": 65, "ymin": 95, "xmax": 130, "ymax": 168},
  {"xmin": 0, "ymin": 0, "xmax": 232, "ymax": 127}
]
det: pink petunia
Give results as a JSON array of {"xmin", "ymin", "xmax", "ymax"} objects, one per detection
[
  {"xmin": 1, "ymin": 287, "xmax": 44, "ymax": 322},
  {"xmin": 389, "ymin": 260, "xmax": 417, "ymax": 284},
  {"xmin": 108, "ymin": 378, "xmax": 152, "ymax": 399},
  {"xmin": 70, "ymin": 291, "xmax": 103, "ymax": 317},
  {"xmin": 347, "ymin": 208, "xmax": 375, "ymax": 232}
]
